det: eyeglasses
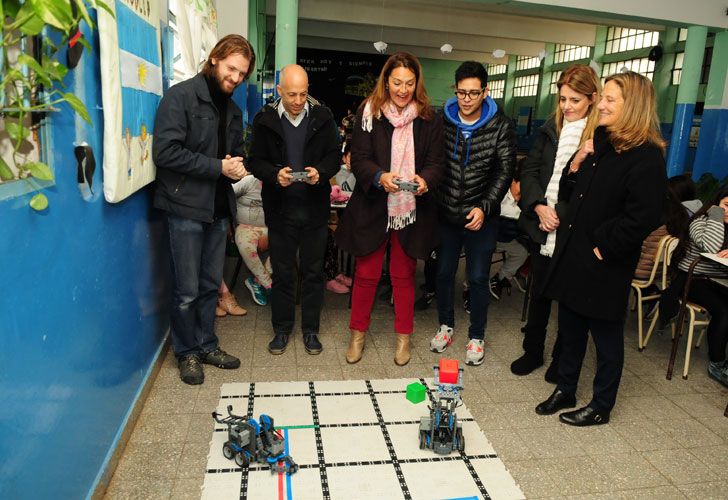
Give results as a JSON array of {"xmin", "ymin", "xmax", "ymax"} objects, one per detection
[{"xmin": 455, "ymin": 89, "xmax": 484, "ymax": 100}]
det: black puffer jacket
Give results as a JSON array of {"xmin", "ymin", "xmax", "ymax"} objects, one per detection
[{"xmin": 436, "ymin": 105, "xmax": 516, "ymax": 226}]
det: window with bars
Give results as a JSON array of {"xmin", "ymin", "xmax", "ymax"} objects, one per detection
[
  {"xmin": 487, "ymin": 63, "xmax": 507, "ymax": 76},
  {"xmin": 513, "ymin": 74, "xmax": 539, "ymax": 97},
  {"xmin": 605, "ymin": 27, "xmax": 660, "ymax": 54},
  {"xmin": 516, "ymin": 56, "xmax": 541, "ymax": 71},
  {"xmin": 601, "ymin": 58, "xmax": 656, "ymax": 81},
  {"xmin": 549, "ymin": 71, "xmax": 562, "ymax": 94},
  {"xmin": 672, "ymin": 52, "xmax": 684, "ymax": 85},
  {"xmin": 488, "ymin": 79, "xmax": 505, "ymax": 99},
  {"xmin": 553, "ymin": 44, "xmax": 591, "ymax": 64}
]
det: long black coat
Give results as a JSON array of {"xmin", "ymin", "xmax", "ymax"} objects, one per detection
[
  {"xmin": 543, "ymin": 126, "xmax": 667, "ymax": 321},
  {"xmin": 335, "ymin": 107, "xmax": 444, "ymax": 260},
  {"xmin": 248, "ymin": 98, "xmax": 340, "ymax": 229},
  {"xmin": 518, "ymin": 119, "xmax": 561, "ymax": 244}
]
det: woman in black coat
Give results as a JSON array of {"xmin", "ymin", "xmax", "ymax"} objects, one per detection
[
  {"xmin": 513, "ymin": 64, "xmax": 600, "ymax": 381},
  {"xmin": 336, "ymin": 52, "xmax": 444, "ymax": 366},
  {"xmin": 535, "ymin": 71, "xmax": 667, "ymax": 426}
]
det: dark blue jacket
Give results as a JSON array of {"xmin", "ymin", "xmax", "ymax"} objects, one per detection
[{"xmin": 152, "ymin": 73, "xmax": 244, "ymax": 222}]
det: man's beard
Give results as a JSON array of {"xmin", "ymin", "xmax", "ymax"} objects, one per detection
[{"xmin": 214, "ymin": 69, "xmax": 234, "ymax": 95}]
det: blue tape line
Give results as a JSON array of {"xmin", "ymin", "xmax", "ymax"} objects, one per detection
[{"xmin": 285, "ymin": 428, "xmax": 293, "ymax": 500}]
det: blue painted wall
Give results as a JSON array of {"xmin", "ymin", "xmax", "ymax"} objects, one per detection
[{"xmin": 0, "ymin": 22, "xmax": 170, "ymax": 500}]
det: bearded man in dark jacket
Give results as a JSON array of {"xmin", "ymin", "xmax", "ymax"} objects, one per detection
[{"xmin": 429, "ymin": 61, "xmax": 516, "ymax": 366}]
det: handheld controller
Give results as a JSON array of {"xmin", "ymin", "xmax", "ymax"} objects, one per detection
[
  {"xmin": 394, "ymin": 178, "xmax": 420, "ymax": 193},
  {"xmin": 290, "ymin": 171, "xmax": 310, "ymax": 182}
]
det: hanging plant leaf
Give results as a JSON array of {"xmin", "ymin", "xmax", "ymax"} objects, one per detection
[
  {"xmin": 17, "ymin": 54, "xmax": 52, "ymax": 87},
  {"xmin": 42, "ymin": 56, "xmax": 69, "ymax": 81},
  {"xmin": 6, "ymin": 122, "xmax": 30, "ymax": 142},
  {"xmin": 29, "ymin": 193, "xmax": 49, "ymax": 211},
  {"xmin": 61, "ymin": 92, "xmax": 90, "ymax": 123},
  {"xmin": 94, "ymin": 0, "xmax": 115, "ymax": 18},
  {"xmin": 30, "ymin": 0, "xmax": 74, "ymax": 31},
  {"xmin": 12, "ymin": 2, "xmax": 44, "ymax": 35},
  {"xmin": 71, "ymin": 0, "xmax": 93, "ymax": 29},
  {"xmin": 27, "ymin": 161, "xmax": 54, "ymax": 181},
  {"xmin": 0, "ymin": 157, "xmax": 14, "ymax": 181}
]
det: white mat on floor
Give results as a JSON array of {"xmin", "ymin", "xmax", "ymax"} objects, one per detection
[{"xmin": 203, "ymin": 379, "xmax": 524, "ymax": 500}]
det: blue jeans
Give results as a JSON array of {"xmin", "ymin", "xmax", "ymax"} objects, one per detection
[
  {"xmin": 167, "ymin": 214, "xmax": 228, "ymax": 358},
  {"xmin": 436, "ymin": 217, "xmax": 499, "ymax": 340}
]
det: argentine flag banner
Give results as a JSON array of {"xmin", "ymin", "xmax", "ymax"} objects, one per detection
[{"xmin": 99, "ymin": 0, "xmax": 162, "ymax": 202}]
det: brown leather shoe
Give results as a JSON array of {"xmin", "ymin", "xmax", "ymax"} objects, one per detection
[
  {"xmin": 394, "ymin": 333, "xmax": 411, "ymax": 366},
  {"xmin": 218, "ymin": 292, "xmax": 247, "ymax": 316},
  {"xmin": 215, "ymin": 306, "xmax": 227, "ymax": 317},
  {"xmin": 346, "ymin": 329, "xmax": 366, "ymax": 364}
]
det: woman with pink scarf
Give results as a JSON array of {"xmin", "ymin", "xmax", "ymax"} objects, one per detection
[{"xmin": 336, "ymin": 52, "xmax": 444, "ymax": 366}]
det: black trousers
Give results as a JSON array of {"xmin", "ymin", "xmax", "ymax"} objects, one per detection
[
  {"xmin": 522, "ymin": 244, "xmax": 561, "ymax": 359},
  {"xmin": 557, "ymin": 303, "xmax": 624, "ymax": 413},
  {"xmin": 688, "ymin": 278, "xmax": 728, "ymax": 363},
  {"xmin": 269, "ymin": 220, "xmax": 327, "ymax": 336}
]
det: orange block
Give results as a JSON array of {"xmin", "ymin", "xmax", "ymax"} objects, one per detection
[{"xmin": 439, "ymin": 358, "xmax": 459, "ymax": 384}]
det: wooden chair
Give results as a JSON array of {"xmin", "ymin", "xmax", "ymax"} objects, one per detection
[
  {"xmin": 632, "ymin": 235, "xmax": 674, "ymax": 351},
  {"xmin": 644, "ymin": 240, "xmax": 711, "ymax": 379}
]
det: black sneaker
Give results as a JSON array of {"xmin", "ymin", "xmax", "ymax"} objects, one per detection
[
  {"xmin": 489, "ymin": 276, "xmax": 511, "ymax": 300},
  {"xmin": 268, "ymin": 333, "xmax": 290, "ymax": 355},
  {"xmin": 178, "ymin": 354, "xmax": 204, "ymax": 385},
  {"xmin": 415, "ymin": 291, "xmax": 436, "ymax": 310},
  {"xmin": 303, "ymin": 334, "xmax": 323, "ymax": 354},
  {"xmin": 200, "ymin": 348, "xmax": 240, "ymax": 369},
  {"xmin": 462, "ymin": 289, "xmax": 470, "ymax": 314}
]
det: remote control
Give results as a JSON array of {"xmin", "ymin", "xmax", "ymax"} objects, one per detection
[
  {"xmin": 290, "ymin": 171, "xmax": 309, "ymax": 182},
  {"xmin": 394, "ymin": 179, "xmax": 419, "ymax": 192}
]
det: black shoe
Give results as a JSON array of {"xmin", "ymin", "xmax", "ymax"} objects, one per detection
[
  {"xmin": 559, "ymin": 406, "xmax": 609, "ymax": 427},
  {"xmin": 535, "ymin": 388, "xmax": 577, "ymax": 415},
  {"xmin": 489, "ymin": 275, "xmax": 511, "ymax": 300},
  {"xmin": 462, "ymin": 289, "xmax": 471, "ymax": 314},
  {"xmin": 268, "ymin": 333, "xmax": 290, "ymax": 355},
  {"xmin": 544, "ymin": 359, "xmax": 559, "ymax": 384},
  {"xmin": 200, "ymin": 348, "xmax": 240, "ymax": 369},
  {"xmin": 415, "ymin": 291, "xmax": 436, "ymax": 310},
  {"xmin": 178, "ymin": 354, "xmax": 204, "ymax": 385},
  {"xmin": 510, "ymin": 352, "xmax": 544, "ymax": 375},
  {"xmin": 303, "ymin": 334, "xmax": 323, "ymax": 355}
]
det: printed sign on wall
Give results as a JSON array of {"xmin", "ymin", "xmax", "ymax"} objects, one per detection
[{"xmin": 98, "ymin": 0, "xmax": 162, "ymax": 202}]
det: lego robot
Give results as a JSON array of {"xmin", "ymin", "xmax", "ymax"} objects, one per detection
[
  {"xmin": 418, "ymin": 359, "xmax": 465, "ymax": 455},
  {"xmin": 212, "ymin": 405, "xmax": 299, "ymax": 475}
]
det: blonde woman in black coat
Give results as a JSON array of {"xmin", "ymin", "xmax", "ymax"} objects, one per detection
[{"xmin": 535, "ymin": 72, "xmax": 667, "ymax": 426}]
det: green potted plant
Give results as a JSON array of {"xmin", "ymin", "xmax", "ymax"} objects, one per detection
[{"xmin": 1, "ymin": 0, "xmax": 111, "ymax": 210}]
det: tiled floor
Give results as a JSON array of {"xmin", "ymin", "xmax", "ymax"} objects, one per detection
[{"xmin": 104, "ymin": 266, "xmax": 728, "ymax": 499}]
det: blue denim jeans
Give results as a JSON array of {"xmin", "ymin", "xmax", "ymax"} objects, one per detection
[
  {"xmin": 436, "ymin": 217, "xmax": 499, "ymax": 340},
  {"xmin": 167, "ymin": 214, "xmax": 228, "ymax": 358}
]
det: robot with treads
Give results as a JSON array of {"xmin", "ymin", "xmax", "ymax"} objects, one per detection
[
  {"xmin": 212, "ymin": 405, "xmax": 298, "ymax": 475},
  {"xmin": 419, "ymin": 358, "xmax": 465, "ymax": 454}
]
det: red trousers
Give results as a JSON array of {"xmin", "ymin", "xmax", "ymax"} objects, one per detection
[{"xmin": 349, "ymin": 232, "xmax": 416, "ymax": 334}]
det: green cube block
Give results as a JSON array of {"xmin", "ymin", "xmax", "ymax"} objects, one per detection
[{"xmin": 406, "ymin": 382, "xmax": 427, "ymax": 404}]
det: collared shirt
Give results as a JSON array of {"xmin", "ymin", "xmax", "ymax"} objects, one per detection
[{"xmin": 278, "ymin": 101, "xmax": 310, "ymax": 127}]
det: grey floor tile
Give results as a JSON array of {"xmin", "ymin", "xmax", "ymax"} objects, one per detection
[
  {"xmin": 169, "ymin": 479, "xmax": 203, "ymax": 500},
  {"xmin": 654, "ymin": 417, "xmax": 724, "ymax": 449},
  {"xmin": 589, "ymin": 452, "xmax": 668, "ymax": 490},
  {"xmin": 505, "ymin": 459, "xmax": 559, "ymax": 498},
  {"xmin": 176, "ymin": 442, "xmax": 209, "ymax": 482},
  {"xmin": 612, "ymin": 418, "xmax": 683, "ymax": 452},
  {"xmin": 666, "ymin": 392, "xmax": 727, "ymax": 419},
  {"xmin": 483, "ymin": 379, "xmax": 538, "ymax": 403},
  {"xmin": 104, "ymin": 477, "xmax": 174, "ymax": 500},
  {"xmin": 518, "ymin": 426, "xmax": 588, "ymax": 458},
  {"xmin": 679, "ymin": 480, "xmax": 728, "ymax": 500},
  {"xmin": 127, "ymin": 412, "xmax": 192, "ymax": 446},
  {"xmin": 642, "ymin": 449, "xmax": 719, "ymax": 484},
  {"xmin": 689, "ymin": 444, "xmax": 728, "ymax": 481},
  {"xmin": 541, "ymin": 456, "xmax": 612, "ymax": 496}
]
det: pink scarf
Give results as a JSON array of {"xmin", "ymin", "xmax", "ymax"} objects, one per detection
[{"xmin": 381, "ymin": 101, "xmax": 417, "ymax": 230}]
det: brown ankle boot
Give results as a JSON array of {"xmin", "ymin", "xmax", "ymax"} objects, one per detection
[
  {"xmin": 394, "ymin": 333, "xmax": 411, "ymax": 366},
  {"xmin": 346, "ymin": 329, "xmax": 366, "ymax": 364}
]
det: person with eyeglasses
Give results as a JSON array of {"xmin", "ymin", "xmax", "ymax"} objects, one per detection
[{"xmin": 429, "ymin": 61, "xmax": 516, "ymax": 366}]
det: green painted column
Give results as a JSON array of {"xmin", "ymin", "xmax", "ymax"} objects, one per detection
[
  {"xmin": 503, "ymin": 55, "xmax": 517, "ymax": 117},
  {"xmin": 693, "ymin": 30, "xmax": 728, "ymax": 181},
  {"xmin": 592, "ymin": 26, "xmax": 607, "ymax": 65},
  {"xmin": 654, "ymin": 28, "xmax": 679, "ymax": 125},
  {"xmin": 246, "ymin": 0, "xmax": 265, "ymax": 119},
  {"xmin": 666, "ymin": 26, "xmax": 707, "ymax": 176},
  {"xmin": 535, "ymin": 43, "xmax": 555, "ymax": 121},
  {"xmin": 274, "ymin": 0, "xmax": 298, "ymax": 80}
]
